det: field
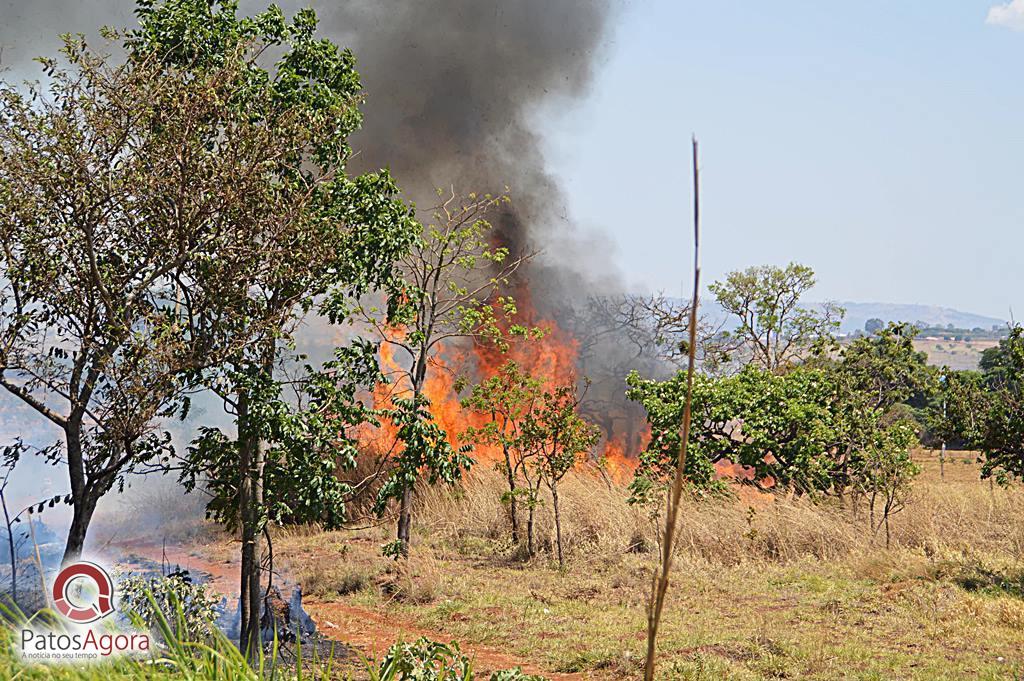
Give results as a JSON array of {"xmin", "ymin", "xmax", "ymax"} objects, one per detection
[
  {"xmin": 912, "ymin": 338, "xmax": 1000, "ymax": 371},
  {"xmin": 99, "ymin": 451, "xmax": 1024, "ymax": 681}
]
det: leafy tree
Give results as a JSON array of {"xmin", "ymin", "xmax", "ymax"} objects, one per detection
[
  {"xmin": 127, "ymin": 0, "xmax": 417, "ymax": 656},
  {"xmin": 182, "ymin": 341, "xmax": 385, "ymax": 530},
  {"xmin": 461, "ymin": 360, "xmax": 543, "ymax": 547},
  {"xmin": 627, "ymin": 365, "xmax": 840, "ymax": 501},
  {"xmin": 864, "ymin": 318, "xmax": 885, "ymax": 334},
  {"xmin": 520, "ymin": 381, "xmax": 599, "ymax": 568},
  {"xmin": 827, "ymin": 323, "xmax": 935, "ymax": 501},
  {"xmin": 628, "ymin": 322, "xmax": 929, "ymax": 528},
  {"xmin": 836, "ymin": 323, "xmax": 933, "ymax": 412},
  {"xmin": 350, "ymin": 189, "xmax": 536, "ymax": 556},
  {"xmin": 709, "ymin": 263, "xmax": 843, "ymax": 372},
  {"xmin": 939, "ymin": 326, "xmax": 1024, "ymax": 481},
  {"xmin": 0, "ymin": 22, "xmax": 329, "ymax": 563},
  {"xmin": 850, "ymin": 421, "xmax": 919, "ymax": 548},
  {"xmin": 373, "ymin": 394, "xmax": 474, "ymax": 558}
]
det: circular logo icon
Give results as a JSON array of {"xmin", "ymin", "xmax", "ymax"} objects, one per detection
[{"xmin": 51, "ymin": 561, "xmax": 114, "ymax": 623}]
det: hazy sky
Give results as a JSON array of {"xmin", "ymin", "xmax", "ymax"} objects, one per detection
[
  {"xmin": 1, "ymin": 1, "xmax": 1021, "ymax": 319},
  {"xmin": 541, "ymin": 1, "xmax": 1024, "ymax": 319}
]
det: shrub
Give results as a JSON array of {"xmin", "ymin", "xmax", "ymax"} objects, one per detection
[
  {"xmin": 118, "ymin": 570, "xmax": 219, "ymax": 643},
  {"xmin": 372, "ymin": 637, "xmax": 472, "ymax": 680}
]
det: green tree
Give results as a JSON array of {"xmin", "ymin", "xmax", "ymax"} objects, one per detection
[
  {"xmin": 128, "ymin": 0, "xmax": 417, "ymax": 656},
  {"xmin": 351, "ymin": 189, "xmax": 536, "ymax": 556},
  {"xmin": 940, "ymin": 326, "xmax": 1024, "ymax": 481},
  {"xmin": 828, "ymin": 323, "xmax": 934, "ymax": 502},
  {"xmin": 521, "ymin": 381, "xmax": 599, "ymax": 568},
  {"xmin": 0, "ymin": 20, "xmax": 340, "ymax": 563},
  {"xmin": 709, "ymin": 263, "xmax": 843, "ymax": 372},
  {"xmin": 627, "ymin": 365, "xmax": 840, "ymax": 501},
  {"xmin": 461, "ymin": 360, "xmax": 543, "ymax": 547},
  {"xmin": 864, "ymin": 318, "xmax": 886, "ymax": 334},
  {"xmin": 850, "ymin": 421, "xmax": 919, "ymax": 548}
]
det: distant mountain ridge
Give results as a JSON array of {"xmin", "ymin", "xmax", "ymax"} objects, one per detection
[
  {"xmin": 821, "ymin": 302, "xmax": 1006, "ymax": 334},
  {"xmin": 691, "ymin": 299, "xmax": 1006, "ymax": 335}
]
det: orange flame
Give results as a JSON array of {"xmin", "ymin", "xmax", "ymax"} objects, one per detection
[{"xmin": 363, "ymin": 287, "xmax": 643, "ymax": 480}]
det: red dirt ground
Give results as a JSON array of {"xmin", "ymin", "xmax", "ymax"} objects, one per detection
[{"xmin": 115, "ymin": 540, "xmax": 586, "ymax": 680}]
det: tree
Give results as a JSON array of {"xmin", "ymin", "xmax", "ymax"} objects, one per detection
[
  {"xmin": 627, "ymin": 364, "xmax": 841, "ymax": 501},
  {"xmin": 827, "ymin": 323, "xmax": 934, "ymax": 502},
  {"xmin": 864, "ymin": 318, "xmax": 885, "ymax": 334},
  {"xmin": 182, "ymin": 341, "xmax": 386, "ymax": 530},
  {"xmin": 850, "ymin": 421, "xmax": 919, "ymax": 548},
  {"xmin": 461, "ymin": 360, "xmax": 543, "ymax": 547},
  {"xmin": 127, "ymin": 0, "xmax": 417, "ymax": 657},
  {"xmin": 373, "ymin": 394, "xmax": 474, "ymax": 560},
  {"xmin": 0, "ymin": 23, "xmax": 324, "ymax": 563},
  {"xmin": 352, "ymin": 189, "xmax": 535, "ymax": 556},
  {"xmin": 520, "ymin": 381, "xmax": 599, "ymax": 569},
  {"xmin": 709, "ymin": 263, "xmax": 843, "ymax": 372},
  {"xmin": 939, "ymin": 326, "xmax": 1024, "ymax": 481}
]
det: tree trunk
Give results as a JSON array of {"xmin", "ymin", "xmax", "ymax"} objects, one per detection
[
  {"xmin": 237, "ymin": 388, "xmax": 261, "ymax": 659},
  {"xmin": 552, "ymin": 480, "xmax": 564, "ymax": 569},
  {"xmin": 62, "ymin": 423, "xmax": 91, "ymax": 564},
  {"xmin": 396, "ymin": 349, "xmax": 428, "ymax": 558},
  {"xmin": 503, "ymin": 443, "xmax": 519, "ymax": 544},
  {"xmin": 2, "ymin": 488, "xmax": 16, "ymax": 603},
  {"xmin": 397, "ymin": 486, "xmax": 413, "ymax": 557},
  {"xmin": 526, "ymin": 502, "xmax": 535, "ymax": 558},
  {"xmin": 62, "ymin": 494, "xmax": 99, "ymax": 566}
]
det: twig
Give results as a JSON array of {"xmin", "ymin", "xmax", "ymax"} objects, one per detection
[
  {"xmin": 643, "ymin": 136, "xmax": 701, "ymax": 681},
  {"xmin": 28, "ymin": 514, "xmax": 47, "ymax": 599}
]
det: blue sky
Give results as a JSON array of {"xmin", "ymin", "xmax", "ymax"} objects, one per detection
[{"xmin": 541, "ymin": 0, "xmax": 1024, "ymax": 319}]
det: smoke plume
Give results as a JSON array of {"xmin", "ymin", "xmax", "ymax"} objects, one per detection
[{"xmin": 2, "ymin": 0, "xmax": 617, "ymax": 284}]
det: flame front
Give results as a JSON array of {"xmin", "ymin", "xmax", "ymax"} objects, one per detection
[{"xmin": 364, "ymin": 291, "xmax": 640, "ymax": 480}]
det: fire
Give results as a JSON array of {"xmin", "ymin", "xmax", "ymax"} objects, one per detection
[{"xmin": 364, "ymin": 289, "xmax": 641, "ymax": 480}]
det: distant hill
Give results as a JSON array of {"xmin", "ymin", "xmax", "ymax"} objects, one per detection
[
  {"xmin": 828, "ymin": 302, "xmax": 1006, "ymax": 335},
  {"xmin": 697, "ymin": 299, "xmax": 1005, "ymax": 336}
]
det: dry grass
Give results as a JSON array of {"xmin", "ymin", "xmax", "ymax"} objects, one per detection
[
  {"xmin": 414, "ymin": 452, "xmax": 1024, "ymax": 574},
  {"xmin": 178, "ymin": 451, "xmax": 1024, "ymax": 679}
]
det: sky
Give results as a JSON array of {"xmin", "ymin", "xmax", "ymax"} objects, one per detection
[
  {"xmin": 0, "ymin": 1, "xmax": 1021, "ymax": 318},
  {"xmin": 540, "ymin": 0, "xmax": 1024, "ymax": 319}
]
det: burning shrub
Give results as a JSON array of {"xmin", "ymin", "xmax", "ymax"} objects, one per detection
[{"xmin": 118, "ymin": 570, "xmax": 219, "ymax": 643}]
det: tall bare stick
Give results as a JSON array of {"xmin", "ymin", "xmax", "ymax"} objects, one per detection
[{"xmin": 643, "ymin": 136, "xmax": 701, "ymax": 681}]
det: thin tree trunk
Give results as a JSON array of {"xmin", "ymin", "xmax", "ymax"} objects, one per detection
[
  {"xmin": 396, "ymin": 350, "xmax": 428, "ymax": 558},
  {"xmin": 503, "ymin": 443, "xmax": 519, "ymax": 544},
  {"xmin": 397, "ymin": 487, "xmax": 413, "ymax": 557},
  {"xmin": 2, "ymin": 488, "xmax": 16, "ymax": 603},
  {"xmin": 527, "ymin": 501, "xmax": 535, "ymax": 558},
  {"xmin": 552, "ymin": 480, "xmax": 563, "ymax": 569},
  {"xmin": 237, "ymin": 388, "xmax": 261, "ymax": 659}
]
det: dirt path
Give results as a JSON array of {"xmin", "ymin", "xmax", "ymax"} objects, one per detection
[
  {"xmin": 116, "ymin": 540, "xmax": 239, "ymax": 597},
  {"xmin": 115, "ymin": 540, "xmax": 587, "ymax": 680},
  {"xmin": 302, "ymin": 598, "xmax": 584, "ymax": 680}
]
